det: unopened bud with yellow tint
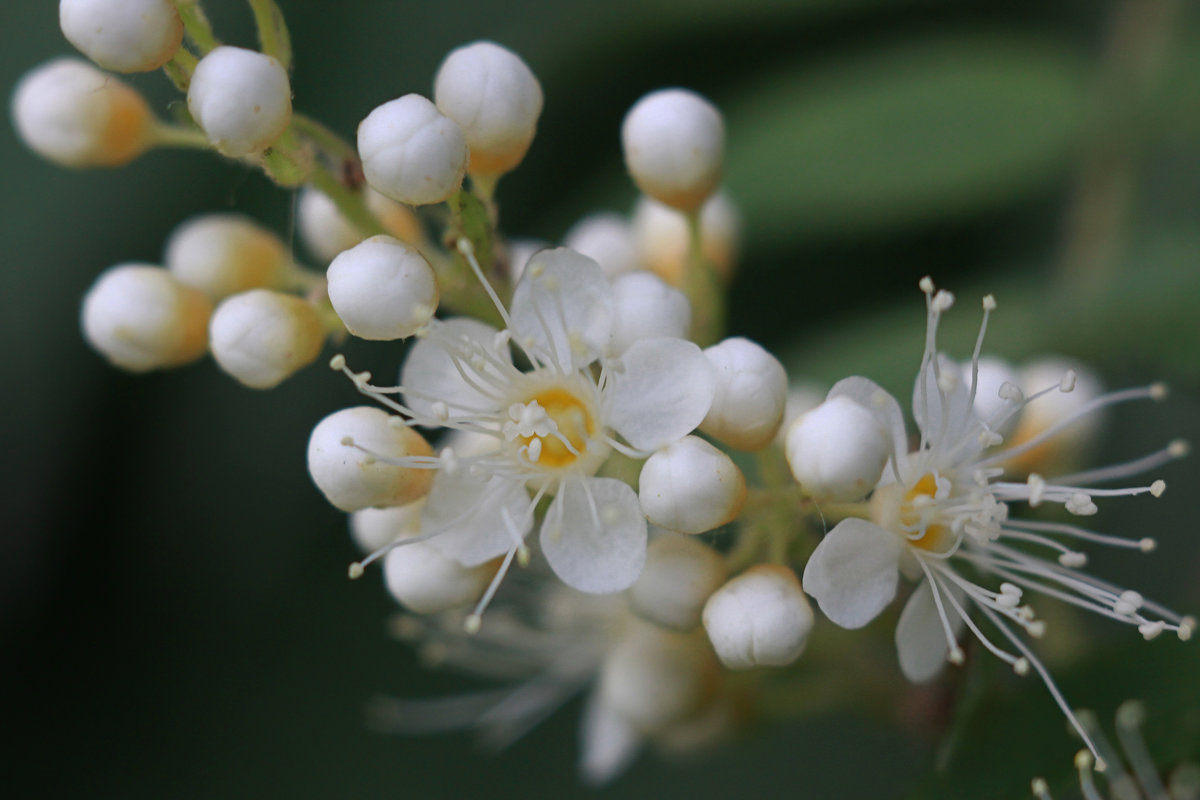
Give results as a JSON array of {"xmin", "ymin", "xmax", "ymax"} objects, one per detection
[
  {"xmin": 165, "ymin": 214, "xmax": 290, "ymax": 299},
  {"xmin": 209, "ymin": 290, "xmax": 325, "ymax": 389}
]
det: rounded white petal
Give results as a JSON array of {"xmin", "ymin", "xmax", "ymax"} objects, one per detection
[
  {"xmin": 827, "ymin": 376, "xmax": 910, "ymax": 474},
  {"xmin": 628, "ymin": 533, "xmax": 727, "ymax": 631},
  {"xmin": 510, "ymin": 247, "xmax": 613, "ymax": 370},
  {"xmin": 638, "ymin": 436, "xmax": 745, "ymax": 534},
  {"xmin": 81, "ymin": 263, "xmax": 211, "ymax": 372},
  {"xmin": 621, "ymin": 89, "xmax": 723, "ymax": 212},
  {"xmin": 60, "ymin": 0, "xmax": 182, "ymax": 73},
  {"xmin": 895, "ymin": 579, "xmax": 967, "ymax": 683},
  {"xmin": 801, "ymin": 518, "xmax": 902, "ymax": 629},
  {"xmin": 349, "ymin": 502, "xmax": 423, "ymax": 554},
  {"xmin": 187, "ymin": 46, "xmax": 291, "ymax": 157},
  {"xmin": 11, "ymin": 57, "xmax": 151, "ymax": 167},
  {"xmin": 607, "ymin": 337, "xmax": 716, "ymax": 452},
  {"xmin": 700, "ymin": 337, "xmax": 788, "ymax": 451},
  {"xmin": 607, "ymin": 272, "xmax": 691, "ymax": 357},
  {"xmin": 433, "ymin": 41, "xmax": 543, "ymax": 177},
  {"xmin": 423, "ymin": 471, "xmax": 531, "ymax": 567},
  {"xmin": 785, "ymin": 394, "xmax": 891, "ymax": 502},
  {"xmin": 540, "ymin": 477, "xmax": 647, "ymax": 594},
  {"xmin": 327, "ymin": 235, "xmax": 438, "ymax": 340},
  {"xmin": 357, "ymin": 93, "xmax": 467, "ymax": 206},
  {"xmin": 384, "ymin": 538, "xmax": 494, "ymax": 614},
  {"xmin": 165, "ymin": 213, "xmax": 289, "ymax": 299},
  {"xmin": 306, "ymin": 407, "xmax": 435, "ymax": 511},
  {"xmin": 702, "ymin": 564, "xmax": 813, "ymax": 669},
  {"xmin": 912, "ymin": 353, "xmax": 976, "ymax": 451},
  {"xmin": 564, "ymin": 213, "xmax": 640, "ymax": 280},
  {"xmin": 209, "ymin": 290, "xmax": 324, "ymax": 389},
  {"xmin": 400, "ymin": 317, "xmax": 507, "ymax": 420}
]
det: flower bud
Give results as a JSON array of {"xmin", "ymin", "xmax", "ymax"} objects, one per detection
[
  {"xmin": 632, "ymin": 193, "xmax": 740, "ymax": 287},
  {"xmin": 11, "ymin": 58, "xmax": 152, "ymax": 167},
  {"xmin": 564, "ymin": 213, "xmax": 640, "ymax": 280},
  {"xmin": 963, "ymin": 356, "xmax": 1020, "ymax": 439},
  {"xmin": 187, "ymin": 46, "xmax": 291, "ymax": 157},
  {"xmin": 327, "ymin": 235, "xmax": 438, "ymax": 341},
  {"xmin": 307, "ymin": 406, "xmax": 435, "ymax": 511},
  {"xmin": 785, "ymin": 394, "xmax": 890, "ymax": 502},
  {"xmin": 597, "ymin": 620, "xmax": 716, "ymax": 734},
  {"xmin": 164, "ymin": 213, "xmax": 289, "ymax": 299},
  {"xmin": 208, "ymin": 290, "xmax": 324, "ymax": 389},
  {"xmin": 81, "ymin": 264, "xmax": 211, "ymax": 372},
  {"xmin": 59, "ymin": 0, "xmax": 182, "ymax": 73},
  {"xmin": 358, "ymin": 93, "xmax": 467, "ymax": 205},
  {"xmin": 433, "ymin": 41, "xmax": 543, "ymax": 177},
  {"xmin": 608, "ymin": 272, "xmax": 691, "ymax": 356},
  {"xmin": 349, "ymin": 503, "xmax": 423, "ymax": 553},
  {"xmin": 504, "ymin": 238, "xmax": 545, "ymax": 283},
  {"xmin": 628, "ymin": 534, "xmax": 727, "ymax": 631},
  {"xmin": 703, "ymin": 564, "xmax": 813, "ymax": 669},
  {"xmin": 384, "ymin": 538, "xmax": 495, "ymax": 614},
  {"xmin": 639, "ymin": 436, "xmax": 745, "ymax": 534},
  {"xmin": 621, "ymin": 89, "xmax": 723, "ymax": 212},
  {"xmin": 297, "ymin": 186, "xmax": 423, "ymax": 263},
  {"xmin": 1007, "ymin": 357, "xmax": 1105, "ymax": 475},
  {"xmin": 700, "ymin": 337, "xmax": 788, "ymax": 451}
]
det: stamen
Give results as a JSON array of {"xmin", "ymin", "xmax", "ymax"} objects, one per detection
[
  {"xmin": 457, "ymin": 237, "xmax": 511, "ymax": 328},
  {"xmin": 465, "ymin": 543, "xmax": 521, "ymax": 634},
  {"xmin": 1052, "ymin": 440, "xmax": 1189, "ymax": 486}
]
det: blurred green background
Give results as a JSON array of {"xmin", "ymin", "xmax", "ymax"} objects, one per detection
[{"xmin": 3, "ymin": 1, "xmax": 1198, "ymax": 798}]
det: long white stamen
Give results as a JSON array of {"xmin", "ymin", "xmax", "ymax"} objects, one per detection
[
  {"xmin": 465, "ymin": 544, "xmax": 521, "ymax": 634},
  {"xmin": 1052, "ymin": 440, "xmax": 1188, "ymax": 487},
  {"xmin": 457, "ymin": 237, "xmax": 511, "ymax": 328},
  {"xmin": 915, "ymin": 559, "xmax": 965, "ymax": 661}
]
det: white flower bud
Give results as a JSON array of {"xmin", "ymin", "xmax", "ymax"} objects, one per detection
[
  {"xmin": 639, "ymin": 436, "xmax": 745, "ymax": 535},
  {"xmin": 349, "ymin": 503, "xmax": 423, "ymax": 554},
  {"xmin": 564, "ymin": 213, "xmax": 640, "ymax": 280},
  {"xmin": 59, "ymin": 0, "xmax": 182, "ymax": 73},
  {"xmin": 597, "ymin": 620, "xmax": 715, "ymax": 734},
  {"xmin": 504, "ymin": 238, "xmax": 546, "ymax": 283},
  {"xmin": 81, "ymin": 264, "xmax": 211, "ymax": 372},
  {"xmin": 700, "ymin": 337, "xmax": 788, "ymax": 451},
  {"xmin": 208, "ymin": 290, "xmax": 324, "ymax": 389},
  {"xmin": 1002, "ymin": 357, "xmax": 1106, "ymax": 475},
  {"xmin": 327, "ymin": 235, "xmax": 438, "ymax": 341},
  {"xmin": 307, "ymin": 406, "xmax": 435, "ymax": 512},
  {"xmin": 776, "ymin": 384, "xmax": 826, "ymax": 446},
  {"xmin": 785, "ymin": 394, "xmax": 890, "ymax": 502},
  {"xmin": 384, "ymin": 538, "xmax": 495, "ymax": 614},
  {"xmin": 358, "ymin": 93, "xmax": 467, "ymax": 206},
  {"xmin": 187, "ymin": 46, "xmax": 291, "ymax": 157},
  {"xmin": 608, "ymin": 272, "xmax": 691, "ymax": 356},
  {"xmin": 164, "ymin": 213, "xmax": 289, "ymax": 299},
  {"xmin": 433, "ymin": 41, "xmax": 543, "ymax": 177},
  {"xmin": 628, "ymin": 534, "xmax": 727, "ymax": 631},
  {"xmin": 632, "ymin": 193, "xmax": 740, "ymax": 286},
  {"xmin": 703, "ymin": 564, "xmax": 813, "ymax": 669},
  {"xmin": 621, "ymin": 89, "xmax": 723, "ymax": 212},
  {"xmin": 11, "ymin": 58, "xmax": 152, "ymax": 168},
  {"xmin": 297, "ymin": 186, "xmax": 423, "ymax": 263}
]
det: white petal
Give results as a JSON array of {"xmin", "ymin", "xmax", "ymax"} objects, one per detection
[
  {"xmin": 510, "ymin": 247, "xmax": 613, "ymax": 371},
  {"xmin": 895, "ymin": 578, "xmax": 967, "ymax": 683},
  {"xmin": 540, "ymin": 477, "xmax": 647, "ymax": 594},
  {"xmin": 827, "ymin": 376, "xmax": 909, "ymax": 472},
  {"xmin": 606, "ymin": 337, "xmax": 715, "ymax": 451},
  {"xmin": 579, "ymin": 690, "xmax": 643, "ymax": 786},
  {"xmin": 801, "ymin": 518, "xmax": 902, "ymax": 629},
  {"xmin": 423, "ymin": 470, "xmax": 532, "ymax": 566},
  {"xmin": 400, "ymin": 317, "xmax": 508, "ymax": 419},
  {"xmin": 912, "ymin": 353, "xmax": 978, "ymax": 453}
]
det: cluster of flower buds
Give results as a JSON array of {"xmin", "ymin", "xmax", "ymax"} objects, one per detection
[{"xmin": 14, "ymin": 1, "xmax": 1193, "ymax": 791}]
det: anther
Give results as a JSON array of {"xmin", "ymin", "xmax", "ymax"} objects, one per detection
[
  {"xmin": 1138, "ymin": 621, "xmax": 1165, "ymax": 640},
  {"xmin": 1168, "ymin": 439, "xmax": 1191, "ymax": 458},
  {"xmin": 1030, "ymin": 778, "xmax": 1050, "ymax": 799},
  {"xmin": 982, "ymin": 294, "xmax": 996, "ymax": 311},
  {"xmin": 1013, "ymin": 657, "xmax": 1030, "ymax": 676},
  {"xmin": 517, "ymin": 545, "xmax": 531, "ymax": 567},
  {"xmin": 1139, "ymin": 537, "xmax": 1157, "ymax": 552},
  {"xmin": 340, "ymin": 436, "xmax": 355, "ymax": 447},
  {"xmin": 1059, "ymin": 552, "xmax": 1087, "ymax": 568},
  {"xmin": 1177, "ymin": 616, "xmax": 1195, "ymax": 642},
  {"xmin": 1065, "ymin": 493, "xmax": 1098, "ymax": 516},
  {"xmin": 431, "ymin": 401, "xmax": 449, "ymax": 422},
  {"xmin": 1149, "ymin": 382, "xmax": 1168, "ymax": 401},
  {"xmin": 1150, "ymin": 480, "xmax": 1166, "ymax": 498},
  {"xmin": 329, "ymin": 354, "xmax": 346, "ymax": 370},
  {"xmin": 918, "ymin": 276, "xmax": 934, "ymax": 294},
  {"xmin": 463, "ymin": 613, "xmax": 482, "ymax": 635},
  {"xmin": 1114, "ymin": 590, "xmax": 1143, "ymax": 615},
  {"xmin": 947, "ymin": 646, "xmax": 965, "ymax": 665},
  {"xmin": 1027, "ymin": 474, "xmax": 1046, "ymax": 507},
  {"xmin": 1060, "ymin": 370, "xmax": 1077, "ymax": 393},
  {"xmin": 932, "ymin": 290, "xmax": 955, "ymax": 312},
  {"xmin": 1074, "ymin": 750, "xmax": 1094, "ymax": 771},
  {"xmin": 1027, "ymin": 620, "xmax": 1047, "ymax": 639},
  {"xmin": 348, "ymin": 562, "xmax": 365, "ymax": 579},
  {"xmin": 999, "ymin": 381, "xmax": 1024, "ymax": 403}
]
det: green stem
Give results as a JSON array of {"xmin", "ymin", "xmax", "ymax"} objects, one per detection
[
  {"xmin": 683, "ymin": 211, "xmax": 725, "ymax": 346},
  {"xmin": 162, "ymin": 47, "xmax": 198, "ymax": 91},
  {"xmin": 173, "ymin": 0, "xmax": 219, "ymax": 54},
  {"xmin": 291, "ymin": 113, "xmax": 358, "ymax": 163},
  {"xmin": 149, "ymin": 121, "xmax": 212, "ymax": 150},
  {"xmin": 309, "ymin": 161, "xmax": 388, "ymax": 238},
  {"xmin": 248, "ymin": 0, "xmax": 292, "ymax": 70}
]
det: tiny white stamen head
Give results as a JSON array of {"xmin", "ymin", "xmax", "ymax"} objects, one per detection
[
  {"xmin": 1030, "ymin": 778, "xmax": 1049, "ymax": 798},
  {"xmin": 931, "ymin": 289, "xmax": 955, "ymax": 312},
  {"xmin": 1075, "ymin": 750, "xmax": 1094, "ymax": 771},
  {"xmin": 947, "ymin": 647, "xmax": 965, "ymax": 666},
  {"xmin": 1013, "ymin": 657, "xmax": 1030, "ymax": 676},
  {"xmin": 1115, "ymin": 590, "xmax": 1143, "ymax": 616},
  {"xmin": 329, "ymin": 354, "xmax": 347, "ymax": 371},
  {"xmin": 1150, "ymin": 382, "xmax": 1168, "ymax": 401},
  {"xmin": 1178, "ymin": 616, "xmax": 1195, "ymax": 641},
  {"xmin": 1139, "ymin": 537, "xmax": 1157, "ymax": 553},
  {"xmin": 1060, "ymin": 370, "xmax": 1077, "ymax": 393},
  {"xmin": 982, "ymin": 294, "xmax": 996, "ymax": 311},
  {"xmin": 1169, "ymin": 439, "xmax": 1191, "ymax": 458},
  {"xmin": 1150, "ymin": 479, "xmax": 1166, "ymax": 498},
  {"xmin": 348, "ymin": 562, "xmax": 365, "ymax": 580},
  {"xmin": 1066, "ymin": 493, "xmax": 1098, "ymax": 516},
  {"xmin": 999, "ymin": 381, "xmax": 1024, "ymax": 403},
  {"xmin": 1027, "ymin": 473, "xmax": 1046, "ymax": 507},
  {"xmin": 1138, "ymin": 621, "xmax": 1165, "ymax": 640},
  {"xmin": 516, "ymin": 545, "xmax": 531, "ymax": 567},
  {"xmin": 431, "ymin": 401, "xmax": 449, "ymax": 422},
  {"xmin": 918, "ymin": 276, "xmax": 934, "ymax": 295},
  {"xmin": 1027, "ymin": 620, "xmax": 1047, "ymax": 639},
  {"xmin": 463, "ymin": 614, "xmax": 482, "ymax": 635},
  {"xmin": 1058, "ymin": 552, "xmax": 1087, "ymax": 568}
]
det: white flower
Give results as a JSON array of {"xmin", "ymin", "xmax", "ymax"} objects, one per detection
[
  {"xmin": 801, "ymin": 278, "xmax": 1192, "ymax": 760},
  {"xmin": 337, "ymin": 245, "xmax": 715, "ymax": 615}
]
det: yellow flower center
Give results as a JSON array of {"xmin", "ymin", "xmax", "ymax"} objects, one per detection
[
  {"xmin": 900, "ymin": 473, "xmax": 952, "ymax": 553},
  {"xmin": 518, "ymin": 387, "xmax": 596, "ymax": 469}
]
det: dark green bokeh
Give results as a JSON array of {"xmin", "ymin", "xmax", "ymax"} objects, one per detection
[{"xmin": 3, "ymin": 2, "xmax": 1198, "ymax": 798}]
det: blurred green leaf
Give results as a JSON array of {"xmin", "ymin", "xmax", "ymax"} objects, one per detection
[{"xmin": 726, "ymin": 33, "xmax": 1090, "ymax": 244}]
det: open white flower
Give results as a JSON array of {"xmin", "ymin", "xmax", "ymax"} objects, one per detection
[
  {"xmin": 801, "ymin": 278, "xmax": 1192, "ymax": 760},
  {"xmin": 336, "ymin": 245, "xmax": 715, "ymax": 620}
]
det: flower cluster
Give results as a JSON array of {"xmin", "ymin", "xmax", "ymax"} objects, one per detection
[{"xmin": 11, "ymin": 0, "xmax": 1194, "ymax": 791}]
